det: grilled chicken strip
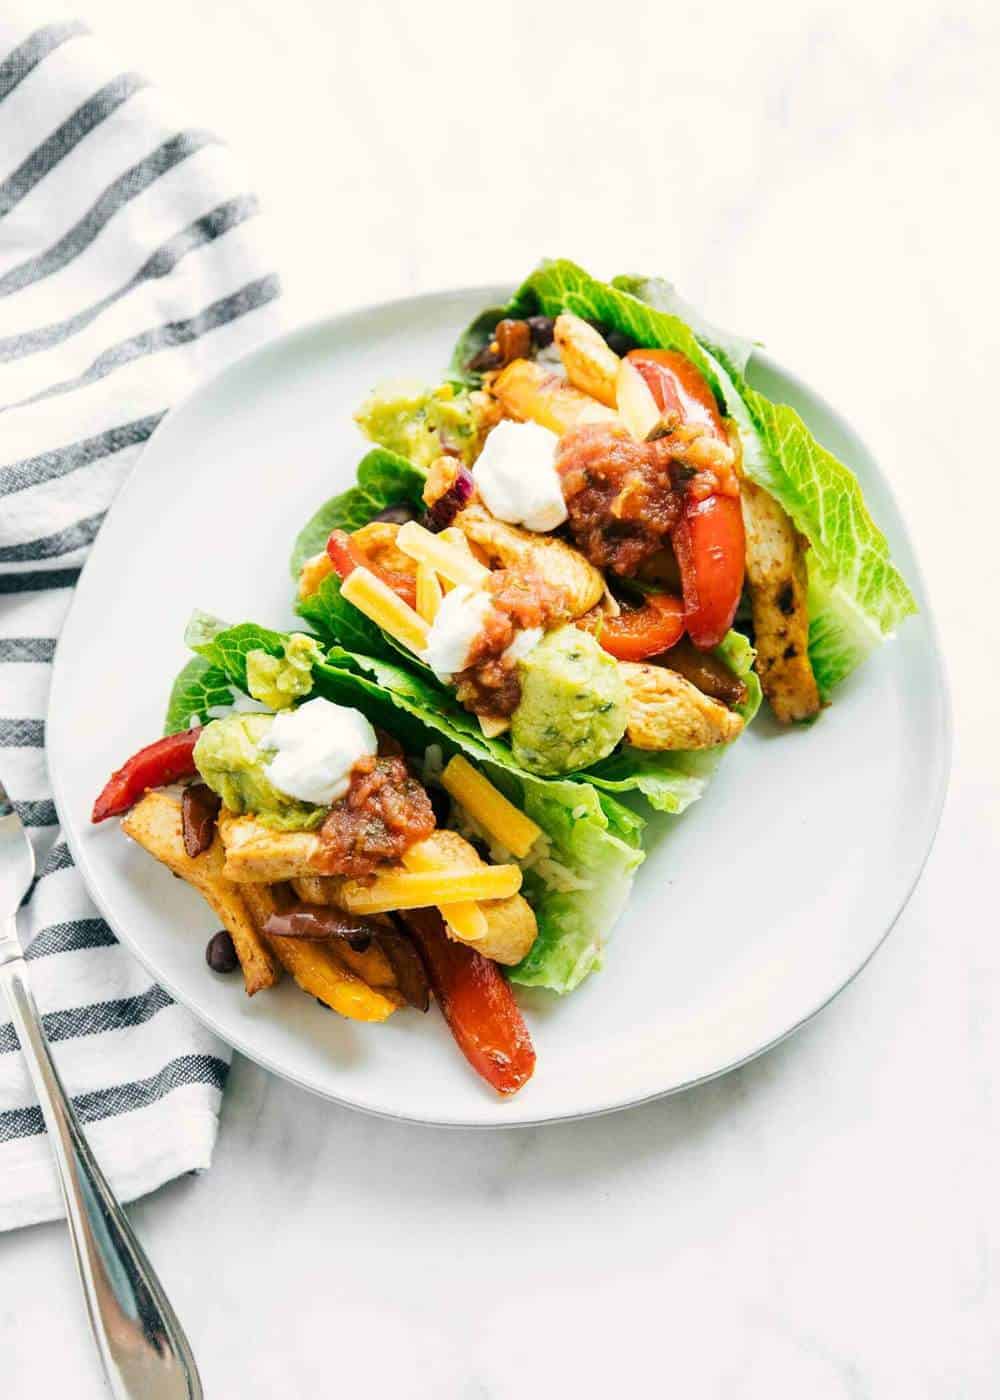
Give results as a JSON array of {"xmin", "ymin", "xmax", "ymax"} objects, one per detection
[
  {"xmin": 217, "ymin": 810, "xmax": 323, "ymax": 883},
  {"xmin": 619, "ymin": 662, "xmax": 745, "ymax": 750},
  {"xmin": 739, "ymin": 477, "xmax": 820, "ymax": 723},
  {"xmin": 453, "ymin": 501, "xmax": 604, "ymax": 619}
]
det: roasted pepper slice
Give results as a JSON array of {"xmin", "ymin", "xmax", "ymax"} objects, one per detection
[
  {"xmin": 92, "ymin": 728, "xmax": 202, "ymax": 823},
  {"xmin": 627, "ymin": 349, "xmax": 745, "ymax": 649},
  {"xmin": 399, "ymin": 907, "xmax": 536, "ymax": 1096}
]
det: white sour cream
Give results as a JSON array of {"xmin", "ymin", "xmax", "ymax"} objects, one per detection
[
  {"xmin": 503, "ymin": 626, "xmax": 543, "ymax": 665},
  {"xmin": 424, "ymin": 584, "xmax": 495, "ymax": 682},
  {"xmin": 259, "ymin": 697, "xmax": 377, "ymax": 806},
  {"xmin": 473, "ymin": 419, "xmax": 568, "ymax": 533}
]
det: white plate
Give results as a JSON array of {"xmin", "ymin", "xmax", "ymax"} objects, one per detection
[{"xmin": 48, "ymin": 287, "xmax": 950, "ymax": 1127}]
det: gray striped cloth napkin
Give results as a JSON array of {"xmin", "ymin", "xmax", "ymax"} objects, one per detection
[{"xmin": 0, "ymin": 13, "xmax": 284, "ymax": 1231}]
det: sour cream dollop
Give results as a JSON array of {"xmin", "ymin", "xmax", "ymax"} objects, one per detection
[
  {"xmin": 503, "ymin": 626, "xmax": 543, "ymax": 665},
  {"xmin": 473, "ymin": 419, "xmax": 567, "ymax": 533},
  {"xmin": 424, "ymin": 584, "xmax": 495, "ymax": 682},
  {"xmin": 259, "ymin": 697, "xmax": 377, "ymax": 806}
]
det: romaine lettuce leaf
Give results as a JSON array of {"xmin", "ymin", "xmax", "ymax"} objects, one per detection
[
  {"xmin": 448, "ymin": 304, "xmax": 508, "ymax": 386},
  {"xmin": 696, "ymin": 348, "xmax": 914, "ymax": 697},
  {"xmin": 611, "ymin": 273, "xmax": 756, "ymax": 376},
  {"xmin": 289, "ymin": 447, "xmax": 426, "ymax": 577},
  {"xmin": 163, "ymin": 656, "xmax": 237, "ymax": 735},
  {"xmin": 186, "ymin": 613, "xmax": 289, "ymax": 693}
]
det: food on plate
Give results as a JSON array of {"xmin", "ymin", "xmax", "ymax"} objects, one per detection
[
  {"xmin": 310, "ymin": 259, "xmax": 913, "ymax": 746},
  {"xmin": 120, "ymin": 790, "xmax": 280, "ymax": 996},
  {"xmin": 95, "ymin": 259, "xmax": 916, "ymax": 1096},
  {"xmin": 95, "ymin": 684, "xmax": 540, "ymax": 1093}
]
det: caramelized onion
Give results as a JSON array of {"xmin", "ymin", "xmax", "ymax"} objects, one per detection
[
  {"xmin": 426, "ymin": 464, "xmax": 475, "ymax": 530},
  {"xmin": 379, "ymin": 925, "xmax": 431, "ymax": 1012},
  {"xmin": 181, "ymin": 783, "xmax": 221, "ymax": 858},
  {"xmin": 263, "ymin": 904, "xmax": 381, "ymax": 951}
]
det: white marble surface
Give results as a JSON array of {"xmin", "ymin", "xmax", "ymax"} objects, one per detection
[{"xmin": 3, "ymin": 1, "xmax": 998, "ymax": 1395}]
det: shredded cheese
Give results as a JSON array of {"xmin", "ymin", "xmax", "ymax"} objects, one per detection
[
  {"xmin": 402, "ymin": 844, "xmax": 487, "ymax": 942},
  {"xmin": 438, "ymin": 527, "xmax": 475, "ymax": 554},
  {"xmin": 338, "ymin": 864, "xmax": 521, "ymax": 914},
  {"xmin": 436, "ymin": 528, "xmax": 478, "ymax": 593},
  {"xmin": 340, "ymin": 566, "xmax": 429, "ymax": 655},
  {"xmin": 441, "ymin": 755, "xmax": 541, "ymax": 859},
  {"xmin": 396, "ymin": 521, "xmax": 490, "ymax": 589},
  {"xmin": 415, "ymin": 560, "xmax": 444, "ymax": 623}
]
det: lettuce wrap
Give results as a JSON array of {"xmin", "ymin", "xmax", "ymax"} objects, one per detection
[
  {"xmin": 451, "ymin": 259, "xmax": 916, "ymax": 698},
  {"xmin": 289, "ymin": 446, "xmax": 758, "ymax": 815},
  {"xmin": 166, "ymin": 616, "xmax": 645, "ymax": 993}
]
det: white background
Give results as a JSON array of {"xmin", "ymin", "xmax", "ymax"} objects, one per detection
[{"xmin": 3, "ymin": 1, "xmax": 998, "ymax": 1395}]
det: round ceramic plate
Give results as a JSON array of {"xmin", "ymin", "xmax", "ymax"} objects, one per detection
[{"xmin": 48, "ymin": 287, "xmax": 950, "ymax": 1127}]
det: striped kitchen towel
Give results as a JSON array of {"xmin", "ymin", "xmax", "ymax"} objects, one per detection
[{"xmin": 0, "ymin": 14, "xmax": 283, "ymax": 1231}]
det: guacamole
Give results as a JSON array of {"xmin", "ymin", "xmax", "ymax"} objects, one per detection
[
  {"xmin": 510, "ymin": 627, "xmax": 627, "ymax": 776},
  {"xmin": 245, "ymin": 633, "xmax": 321, "ymax": 710},
  {"xmin": 355, "ymin": 380, "xmax": 482, "ymax": 468},
  {"xmin": 193, "ymin": 713, "xmax": 325, "ymax": 830}
]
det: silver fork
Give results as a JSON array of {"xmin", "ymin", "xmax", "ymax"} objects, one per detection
[{"xmin": 0, "ymin": 782, "xmax": 202, "ymax": 1399}]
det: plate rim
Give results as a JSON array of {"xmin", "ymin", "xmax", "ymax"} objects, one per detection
[{"xmin": 47, "ymin": 285, "xmax": 953, "ymax": 1128}]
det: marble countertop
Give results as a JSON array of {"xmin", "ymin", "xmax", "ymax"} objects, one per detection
[{"xmin": 3, "ymin": 2, "xmax": 997, "ymax": 1395}]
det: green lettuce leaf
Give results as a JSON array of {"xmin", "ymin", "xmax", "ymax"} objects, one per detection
[
  {"xmin": 448, "ymin": 304, "xmax": 508, "ymax": 386},
  {"xmin": 163, "ymin": 656, "xmax": 238, "ymax": 735},
  {"xmin": 698, "ymin": 349, "xmax": 915, "ymax": 697},
  {"xmin": 611, "ymin": 273, "xmax": 756, "ymax": 376},
  {"xmin": 585, "ymin": 630, "xmax": 762, "ymax": 812},
  {"xmin": 186, "ymin": 614, "xmax": 290, "ymax": 693},
  {"xmin": 289, "ymin": 447, "xmax": 426, "ymax": 577}
]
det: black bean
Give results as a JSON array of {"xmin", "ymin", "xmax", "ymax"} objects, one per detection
[
  {"xmin": 428, "ymin": 785, "xmax": 451, "ymax": 827},
  {"xmin": 605, "ymin": 330, "xmax": 635, "ymax": 356},
  {"xmin": 205, "ymin": 930, "xmax": 238, "ymax": 974},
  {"xmin": 469, "ymin": 343, "xmax": 502, "ymax": 373},
  {"xmin": 527, "ymin": 315, "xmax": 555, "ymax": 348},
  {"xmin": 373, "ymin": 502, "xmax": 417, "ymax": 526}
]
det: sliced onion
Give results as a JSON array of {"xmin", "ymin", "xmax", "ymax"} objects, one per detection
[{"xmin": 263, "ymin": 904, "xmax": 381, "ymax": 951}]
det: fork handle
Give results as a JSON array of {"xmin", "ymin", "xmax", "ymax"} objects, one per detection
[{"xmin": 0, "ymin": 948, "xmax": 202, "ymax": 1399}]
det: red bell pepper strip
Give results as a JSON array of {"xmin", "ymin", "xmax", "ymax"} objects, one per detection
[
  {"xmin": 627, "ymin": 349, "xmax": 745, "ymax": 648},
  {"xmin": 671, "ymin": 495, "xmax": 747, "ymax": 649},
  {"xmin": 579, "ymin": 591, "xmax": 685, "ymax": 662},
  {"xmin": 398, "ymin": 907, "xmax": 536, "ymax": 1096},
  {"xmin": 91, "ymin": 727, "xmax": 202, "ymax": 823},
  {"xmin": 326, "ymin": 529, "xmax": 417, "ymax": 610},
  {"xmin": 628, "ymin": 348, "xmax": 727, "ymax": 438}
]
